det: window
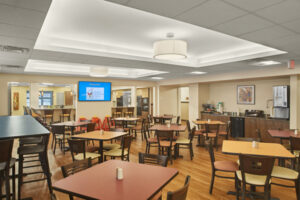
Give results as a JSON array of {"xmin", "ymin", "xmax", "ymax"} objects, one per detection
[
  {"xmin": 26, "ymin": 91, "xmax": 30, "ymax": 106},
  {"xmin": 39, "ymin": 91, "xmax": 53, "ymax": 106}
]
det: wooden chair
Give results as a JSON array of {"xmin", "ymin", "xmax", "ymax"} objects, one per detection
[
  {"xmin": 60, "ymin": 109, "xmax": 71, "ymax": 122},
  {"xmin": 132, "ymin": 119, "xmax": 146, "ymax": 140},
  {"xmin": 234, "ymin": 129, "xmax": 262, "ymax": 142},
  {"xmin": 204, "ymin": 123, "xmax": 220, "ymax": 151},
  {"xmin": 219, "ymin": 121, "xmax": 230, "ymax": 140},
  {"xmin": 43, "ymin": 109, "xmax": 54, "ymax": 124},
  {"xmin": 236, "ymin": 155, "xmax": 275, "ymax": 200},
  {"xmin": 176, "ymin": 127, "xmax": 195, "ymax": 160},
  {"xmin": 138, "ymin": 152, "xmax": 168, "ymax": 167},
  {"xmin": 175, "ymin": 116, "xmax": 181, "ymax": 136},
  {"xmin": 104, "ymin": 136, "xmax": 132, "ymax": 161},
  {"xmin": 190, "ymin": 120, "xmax": 205, "ymax": 146},
  {"xmin": 144, "ymin": 127, "xmax": 158, "ymax": 154},
  {"xmin": 157, "ymin": 130, "xmax": 176, "ymax": 164},
  {"xmin": 269, "ymin": 137, "xmax": 300, "ymax": 200},
  {"xmin": 102, "ymin": 128, "xmax": 124, "ymax": 151},
  {"xmin": 0, "ymin": 139, "xmax": 14, "ymax": 200},
  {"xmin": 61, "ymin": 158, "xmax": 92, "ymax": 200},
  {"xmin": 67, "ymin": 139, "xmax": 101, "ymax": 163},
  {"xmin": 115, "ymin": 107, "xmax": 123, "ymax": 117},
  {"xmin": 166, "ymin": 175, "xmax": 191, "ymax": 200},
  {"xmin": 207, "ymin": 141, "xmax": 238, "ymax": 194},
  {"xmin": 51, "ymin": 125, "xmax": 69, "ymax": 154}
]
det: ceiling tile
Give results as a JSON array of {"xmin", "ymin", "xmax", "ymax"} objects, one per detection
[
  {"xmin": 0, "ymin": 23, "xmax": 39, "ymax": 40},
  {"xmin": 0, "ymin": 35, "xmax": 35, "ymax": 48},
  {"xmin": 240, "ymin": 25, "xmax": 294, "ymax": 43},
  {"xmin": 0, "ymin": 0, "xmax": 51, "ymax": 12},
  {"xmin": 213, "ymin": 14, "xmax": 274, "ymax": 36},
  {"xmin": 255, "ymin": 0, "xmax": 300, "ymax": 23},
  {"xmin": 282, "ymin": 18, "xmax": 300, "ymax": 33},
  {"xmin": 266, "ymin": 34, "xmax": 300, "ymax": 50},
  {"xmin": 0, "ymin": 5, "xmax": 46, "ymax": 29},
  {"xmin": 176, "ymin": 0, "xmax": 247, "ymax": 28},
  {"xmin": 126, "ymin": 0, "xmax": 206, "ymax": 17},
  {"xmin": 223, "ymin": 0, "xmax": 285, "ymax": 12}
]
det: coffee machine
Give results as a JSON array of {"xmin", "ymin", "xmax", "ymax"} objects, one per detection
[{"xmin": 273, "ymin": 86, "xmax": 289, "ymax": 119}]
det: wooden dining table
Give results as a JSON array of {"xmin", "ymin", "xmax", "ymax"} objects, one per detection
[
  {"xmin": 52, "ymin": 121, "xmax": 92, "ymax": 134},
  {"xmin": 53, "ymin": 160, "xmax": 178, "ymax": 200},
  {"xmin": 149, "ymin": 124, "xmax": 186, "ymax": 132},
  {"xmin": 193, "ymin": 120, "xmax": 225, "ymax": 125},
  {"xmin": 72, "ymin": 130, "xmax": 128, "ymax": 162},
  {"xmin": 268, "ymin": 129, "xmax": 300, "ymax": 139}
]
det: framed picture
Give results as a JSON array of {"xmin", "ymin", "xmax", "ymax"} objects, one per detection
[
  {"xmin": 13, "ymin": 92, "xmax": 19, "ymax": 110},
  {"xmin": 237, "ymin": 85, "xmax": 255, "ymax": 105}
]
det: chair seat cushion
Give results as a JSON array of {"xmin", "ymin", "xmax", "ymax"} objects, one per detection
[
  {"xmin": 104, "ymin": 149, "xmax": 128, "ymax": 157},
  {"xmin": 272, "ymin": 166, "xmax": 299, "ymax": 180},
  {"xmin": 74, "ymin": 152, "xmax": 100, "ymax": 160},
  {"xmin": 159, "ymin": 141, "xmax": 176, "ymax": 147},
  {"xmin": 236, "ymin": 170, "xmax": 269, "ymax": 186},
  {"xmin": 219, "ymin": 131, "xmax": 228, "ymax": 136},
  {"xmin": 176, "ymin": 138, "xmax": 190, "ymax": 144},
  {"xmin": 207, "ymin": 133, "xmax": 216, "ymax": 137},
  {"xmin": 103, "ymin": 143, "xmax": 121, "ymax": 150},
  {"xmin": 195, "ymin": 129, "xmax": 205, "ymax": 135},
  {"xmin": 148, "ymin": 138, "xmax": 157, "ymax": 143},
  {"xmin": 214, "ymin": 161, "xmax": 238, "ymax": 172}
]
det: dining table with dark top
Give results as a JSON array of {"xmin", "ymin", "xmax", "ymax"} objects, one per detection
[
  {"xmin": 51, "ymin": 121, "xmax": 92, "ymax": 134},
  {"xmin": 153, "ymin": 115, "xmax": 174, "ymax": 124},
  {"xmin": 268, "ymin": 129, "xmax": 300, "ymax": 140},
  {"xmin": 53, "ymin": 160, "xmax": 178, "ymax": 200},
  {"xmin": 72, "ymin": 130, "xmax": 128, "ymax": 162}
]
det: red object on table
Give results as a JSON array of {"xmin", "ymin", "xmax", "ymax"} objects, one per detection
[{"xmin": 53, "ymin": 160, "xmax": 178, "ymax": 200}]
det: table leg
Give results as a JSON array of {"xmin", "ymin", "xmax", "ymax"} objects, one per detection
[{"xmin": 99, "ymin": 140, "xmax": 104, "ymax": 163}]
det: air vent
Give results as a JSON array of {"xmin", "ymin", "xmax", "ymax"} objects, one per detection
[{"xmin": 0, "ymin": 45, "xmax": 30, "ymax": 54}]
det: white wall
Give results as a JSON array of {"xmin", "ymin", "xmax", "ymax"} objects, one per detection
[
  {"xmin": 159, "ymin": 86, "xmax": 179, "ymax": 116},
  {"xmin": 188, "ymin": 84, "xmax": 199, "ymax": 122}
]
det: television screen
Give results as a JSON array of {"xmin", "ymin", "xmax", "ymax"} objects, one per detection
[{"xmin": 78, "ymin": 81, "xmax": 111, "ymax": 101}]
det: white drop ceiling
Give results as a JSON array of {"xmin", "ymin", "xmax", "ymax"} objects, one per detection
[{"xmin": 0, "ymin": 0, "xmax": 299, "ymax": 81}]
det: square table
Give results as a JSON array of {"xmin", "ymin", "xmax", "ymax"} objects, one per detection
[
  {"xmin": 0, "ymin": 115, "xmax": 49, "ymax": 139},
  {"xmin": 268, "ymin": 129, "xmax": 300, "ymax": 139},
  {"xmin": 53, "ymin": 160, "xmax": 178, "ymax": 200},
  {"xmin": 72, "ymin": 131, "xmax": 128, "ymax": 162},
  {"xmin": 222, "ymin": 140, "xmax": 295, "ymax": 159},
  {"xmin": 52, "ymin": 121, "xmax": 91, "ymax": 134},
  {"xmin": 149, "ymin": 124, "xmax": 186, "ymax": 132},
  {"xmin": 193, "ymin": 120, "xmax": 225, "ymax": 125}
]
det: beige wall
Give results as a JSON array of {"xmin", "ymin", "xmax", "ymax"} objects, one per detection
[
  {"xmin": 0, "ymin": 73, "xmax": 155, "ymax": 119},
  {"xmin": 159, "ymin": 86, "xmax": 179, "ymax": 116},
  {"xmin": 207, "ymin": 77, "xmax": 290, "ymax": 114},
  {"xmin": 180, "ymin": 102, "xmax": 189, "ymax": 120}
]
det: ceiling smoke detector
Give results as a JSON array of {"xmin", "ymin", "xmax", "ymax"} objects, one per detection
[{"xmin": 0, "ymin": 45, "xmax": 30, "ymax": 54}]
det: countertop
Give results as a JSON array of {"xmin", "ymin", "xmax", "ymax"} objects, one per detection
[{"xmin": 201, "ymin": 112, "xmax": 289, "ymax": 121}]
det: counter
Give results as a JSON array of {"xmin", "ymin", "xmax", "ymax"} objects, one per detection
[{"xmin": 201, "ymin": 112, "xmax": 289, "ymax": 143}]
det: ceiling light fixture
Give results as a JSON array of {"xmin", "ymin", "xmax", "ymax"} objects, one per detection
[
  {"xmin": 251, "ymin": 60, "xmax": 281, "ymax": 67},
  {"xmin": 151, "ymin": 77, "xmax": 164, "ymax": 80},
  {"xmin": 153, "ymin": 33, "xmax": 187, "ymax": 60},
  {"xmin": 190, "ymin": 71, "xmax": 207, "ymax": 75},
  {"xmin": 89, "ymin": 67, "xmax": 109, "ymax": 77}
]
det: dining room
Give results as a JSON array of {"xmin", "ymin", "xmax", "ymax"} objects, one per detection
[{"xmin": 1, "ymin": 0, "xmax": 300, "ymax": 200}]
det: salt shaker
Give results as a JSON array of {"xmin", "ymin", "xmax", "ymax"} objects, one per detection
[
  {"xmin": 295, "ymin": 129, "xmax": 298, "ymax": 135},
  {"xmin": 208, "ymin": 119, "xmax": 211, "ymax": 123},
  {"xmin": 116, "ymin": 168, "xmax": 123, "ymax": 180},
  {"xmin": 100, "ymin": 130, "xmax": 104, "ymax": 135},
  {"xmin": 252, "ymin": 141, "xmax": 259, "ymax": 148}
]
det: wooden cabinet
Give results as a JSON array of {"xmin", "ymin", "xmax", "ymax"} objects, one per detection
[{"xmin": 201, "ymin": 113, "xmax": 289, "ymax": 143}]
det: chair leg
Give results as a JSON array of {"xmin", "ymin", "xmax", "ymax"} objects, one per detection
[
  {"xmin": 241, "ymin": 183, "xmax": 246, "ymax": 200},
  {"xmin": 295, "ymin": 179, "xmax": 300, "ymax": 200},
  {"xmin": 18, "ymin": 155, "xmax": 23, "ymax": 200},
  {"xmin": 5, "ymin": 170, "xmax": 10, "ymax": 200},
  {"xmin": 235, "ymin": 175, "xmax": 239, "ymax": 200},
  {"xmin": 12, "ymin": 165, "xmax": 15, "ymax": 200},
  {"xmin": 189, "ymin": 144, "xmax": 193, "ymax": 160},
  {"xmin": 0, "ymin": 174, "xmax": 3, "ymax": 200},
  {"xmin": 209, "ymin": 170, "xmax": 215, "ymax": 194}
]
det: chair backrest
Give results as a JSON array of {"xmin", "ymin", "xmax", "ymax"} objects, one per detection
[
  {"xmin": 51, "ymin": 125, "xmax": 65, "ymax": 135},
  {"xmin": 62, "ymin": 109, "xmax": 71, "ymax": 115},
  {"xmin": 27, "ymin": 107, "xmax": 32, "ymax": 115},
  {"xmin": 207, "ymin": 140, "xmax": 215, "ymax": 170},
  {"xmin": 176, "ymin": 116, "xmax": 180, "ymax": 125},
  {"xmin": 147, "ymin": 114, "xmax": 152, "ymax": 124},
  {"xmin": 68, "ymin": 139, "xmax": 86, "ymax": 160},
  {"xmin": 61, "ymin": 158, "xmax": 92, "ymax": 178},
  {"xmin": 156, "ymin": 130, "xmax": 174, "ymax": 148},
  {"xmin": 154, "ymin": 117, "xmax": 163, "ymax": 124},
  {"xmin": 166, "ymin": 175, "xmax": 191, "ymax": 200},
  {"xmin": 290, "ymin": 137, "xmax": 300, "ymax": 152},
  {"xmin": 138, "ymin": 152, "xmax": 168, "ymax": 167},
  {"xmin": 239, "ymin": 155, "xmax": 274, "ymax": 185},
  {"xmin": 23, "ymin": 106, "xmax": 28, "ymax": 115},
  {"xmin": 186, "ymin": 120, "xmax": 191, "ymax": 133},
  {"xmin": 121, "ymin": 136, "xmax": 132, "ymax": 155},
  {"xmin": 0, "ymin": 139, "xmax": 14, "ymax": 171},
  {"xmin": 189, "ymin": 127, "xmax": 196, "ymax": 143},
  {"xmin": 86, "ymin": 123, "xmax": 96, "ymax": 132},
  {"xmin": 256, "ymin": 129, "xmax": 262, "ymax": 142}
]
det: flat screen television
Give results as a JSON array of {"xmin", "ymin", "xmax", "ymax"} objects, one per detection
[{"xmin": 78, "ymin": 81, "xmax": 111, "ymax": 101}]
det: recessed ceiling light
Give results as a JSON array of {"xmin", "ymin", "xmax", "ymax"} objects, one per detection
[
  {"xmin": 41, "ymin": 82, "xmax": 54, "ymax": 86},
  {"xmin": 151, "ymin": 77, "xmax": 164, "ymax": 80},
  {"xmin": 190, "ymin": 71, "xmax": 207, "ymax": 75},
  {"xmin": 251, "ymin": 60, "xmax": 281, "ymax": 66},
  {"xmin": 89, "ymin": 67, "xmax": 109, "ymax": 77}
]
